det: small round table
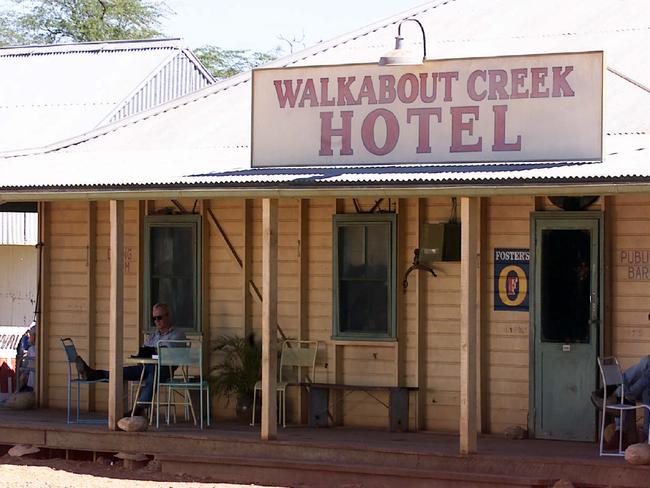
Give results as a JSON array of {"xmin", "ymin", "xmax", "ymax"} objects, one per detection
[{"xmin": 125, "ymin": 357, "xmax": 158, "ymax": 424}]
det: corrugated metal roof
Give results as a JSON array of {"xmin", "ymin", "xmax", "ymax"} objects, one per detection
[
  {"xmin": 0, "ymin": 0, "xmax": 648, "ymax": 195},
  {"xmin": 0, "ymin": 39, "xmax": 214, "ymax": 152},
  {"xmin": 182, "ymin": 133, "xmax": 650, "ymax": 187}
]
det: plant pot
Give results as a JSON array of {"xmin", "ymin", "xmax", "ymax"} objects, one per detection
[{"xmin": 235, "ymin": 395, "xmax": 259, "ymax": 424}]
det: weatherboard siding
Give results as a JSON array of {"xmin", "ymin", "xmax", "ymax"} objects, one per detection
[
  {"xmin": 92, "ymin": 201, "xmax": 140, "ymax": 408},
  {"xmin": 610, "ymin": 194, "xmax": 650, "ymax": 370},
  {"xmin": 484, "ymin": 196, "xmax": 532, "ymax": 433},
  {"xmin": 44, "ymin": 201, "xmax": 139, "ymax": 409},
  {"xmin": 46, "ymin": 201, "xmax": 88, "ymax": 407},
  {"xmin": 38, "ymin": 194, "xmax": 650, "ymax": 435}
]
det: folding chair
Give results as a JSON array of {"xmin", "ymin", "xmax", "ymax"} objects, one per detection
[
  {"xmin": 60, "ymin": 337, "xmax": 108, "ymax": 424},
  {"xmin": 251, "ymin": 339, "xmax": 319, "ymax": 427},
  {"xmin": 155, "ymin": 339, "xmax": 210, "ymax": 429},
  {"xmin": 597, "ymin": 356, "xmax": 650, "ymax": 456}
]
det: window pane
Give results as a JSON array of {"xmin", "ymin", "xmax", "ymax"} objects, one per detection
[
  {"xmin": 149, "ymin": 224, "xmax": 196, "ymax": 330},
  {"xmin": 541, "ymin": 229, "xmax": 590, "ymax": 343},
  {"xmin": 365, "ymin": 225, "xmax": 389, "ymax": 280},
  {"xmin": 340, "ymin": 280, "xmax": 388, "ymax": 334},
  {"xmin": 335, "ymin": 218, "xmax": 393, "ymax": 338},
  {"xmin": 340, "ymin": 226, "xmax": 364, "ymax": 277}
]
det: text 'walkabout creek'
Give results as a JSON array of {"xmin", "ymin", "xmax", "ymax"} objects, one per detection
[{"xmin": 251, "ymin": 51, "xmax": 603, "ymax": 167}]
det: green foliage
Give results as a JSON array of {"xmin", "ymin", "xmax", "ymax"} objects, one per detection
[
  {"xmin": 0, "ymin": 0, "xmax": 169, "ymax": 45},
  {"xmin": 0, "ymin": 1, "xmax": 278, "ymax": 78},
  {"xmin": 209, "ymin": 334, "xmax": 261, "ymax": 403},
  {"xmin": 193, "ymin": 45, "xmax": 276, "ymax": 80}
]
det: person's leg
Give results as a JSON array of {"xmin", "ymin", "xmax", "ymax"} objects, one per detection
[
  {"xmin": 625, "ymin": 356, "xmax": 650, "ymax": 400},
  {"xmin": 75, "ymin": 356, "xmax": 109, "ymax": 380},
  {"xmin": 122, "ymin": 365, "xmax": 143, "ymax": 382},
  {"xmin": 138, "ymin": 364, "xmax": 160, "ymax": 402},
  {"xmin": 640, "ymin": 387, "xmax": 650, "ymax": 441}
]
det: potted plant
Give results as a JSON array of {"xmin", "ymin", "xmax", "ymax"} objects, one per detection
[{"xmin": 209, "ymin": 333, "xmax": 262, "ymax": 423}]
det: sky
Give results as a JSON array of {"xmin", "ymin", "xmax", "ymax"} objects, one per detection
[{"xmin": 161, "ymin": 0, "xmax": 426, "ymax": 54}]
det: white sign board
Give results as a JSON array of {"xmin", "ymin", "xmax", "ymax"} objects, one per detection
[{"xmin": 251, "ymin": 51, "xmax": 603, "ymax": 167}]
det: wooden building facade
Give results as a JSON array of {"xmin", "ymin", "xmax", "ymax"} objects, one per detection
[
  {"xmin": 27, "ymin": 190, "xmax": 649, "ymax": 448},
  {"xmin": 1, "ymin": 0, "xmax": 649, "ymax": 455}
]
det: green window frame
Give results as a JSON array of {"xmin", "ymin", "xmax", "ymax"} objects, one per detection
[
  {"xmin": 143, "ymin": 215, "xmax": 202, "ymax": 333},
  {"xmin": 332, "ymin": 213, "xmax": 397, "ymax": 340}
]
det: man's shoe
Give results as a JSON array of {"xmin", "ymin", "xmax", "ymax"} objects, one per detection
[
  {"xmin": 590, "ymin": 389, "xmax": 603, "ymax": 410},
  {"xmin": 75, "ymin": 356, "xmax": 106, "ymax": 381},
  {"xmin": 590, "ymin": 388, "xmax": 618, "ymax": 411}
]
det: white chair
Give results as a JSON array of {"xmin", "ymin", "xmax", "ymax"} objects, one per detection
[
  {"xmin": 597, "ymin": 356, "xmax": 650, "ymax": 456},
  {"xmin": 251, "ymin": 340, "xmax": 319, "ymax": 427}
]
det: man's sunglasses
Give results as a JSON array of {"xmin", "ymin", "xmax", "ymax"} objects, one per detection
[{"xmin": 152, "ymin": 315, "xmax": 165, "ymax": 321}]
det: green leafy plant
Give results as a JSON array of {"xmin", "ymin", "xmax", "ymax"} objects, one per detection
[{"xmin": 209, "ymin": 333, "xmax": 261, "ymax": 405}]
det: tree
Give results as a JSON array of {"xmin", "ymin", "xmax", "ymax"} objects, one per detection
[
  {"xmin": 0, "ymin": 0, "xmax": 278, "ymax": 78},
  {"xmin": 0, "ymin": 0, "xmax": 169, "ymax": 45},
  {"xmin": 193, "ymin": 45, "xmax": 276, "ymax": 80}
]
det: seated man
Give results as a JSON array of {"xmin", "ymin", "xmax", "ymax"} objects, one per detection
[
  {"xmin": 75, "ymin": 302, "xmax": 186, "ymax": 416},
  {"xmin": 18, "ymin": 324, "xmax": 37, "ymax": 392},
  {"xmin": 591, "ymin": 356, "xmax": 650, "ymax": 438}
]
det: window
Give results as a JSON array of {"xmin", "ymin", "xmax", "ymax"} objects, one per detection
[
  {"xmin": 333, "ymin": 214, "xmax": 396, "ymax": 340},
  {"xmin": 144, "ymin": 215, "xmax": 201, "ymax": 332}
]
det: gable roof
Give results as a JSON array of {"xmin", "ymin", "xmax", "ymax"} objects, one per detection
[
  {"xmin": 0, "ymin": 38, "xmax": 214, "ymax": 152},
  {"xmin": 0, "ymin": 0, "xmax": 649, "ymax": 198}
]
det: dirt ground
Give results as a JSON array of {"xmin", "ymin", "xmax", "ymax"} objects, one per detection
[{"xmin": 0, "ymin": 454, "xmax": 286, "ymax": 488}]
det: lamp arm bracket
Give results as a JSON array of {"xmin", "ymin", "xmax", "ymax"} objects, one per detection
[
  {"xmin": 402, "ymin": 263, "xmax": 437, "ymax": 290},
  {"xmin": 397, "ymin": 18, "xmax": 427, "ymax": 60}
]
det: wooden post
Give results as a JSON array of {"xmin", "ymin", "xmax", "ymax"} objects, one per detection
[
  {"xmin": 396, "ymin": 199, "xmax": 407, "ymax": 387},
  {"xmin": 478, "ymin": 197, "xmax": 488, "ymax": 433},
  {"xmin": 137, "ymin": 201, "xmax": 145, "ymax": 345},
  {"xmin": 243, "ymin": 199, "xmax": 252, "ymax": 336},
  {"xmin": 297, "ymin": 198, "xmax": 309, "ymax": 422},
  {"xmin": 37, "ymin": 202, "xmax": 49, "ymax": 407},
  {"xmin": 261, "ymin": 198, "xmax": 278, "ymax": 440},
  {"xmin": 199, "ymin": 200, "xmax": 211, "ymax": 386},
  {"xmin": 602, "ymin": 196, "xmax": 612, "ymax": 357},
  {"xmin": 108, "ymin": 200, "xmax": 124, "ymax": 430},
  {"xmin": 332, "ymin": 198, "xmax": 345, "ymax": 425},
  {"xmin": 460, "ymin": 197, "xmax": 479, "ymax": 454},
  {"xmin": 415, "ymin": 198, "xmax": 427, "ymax": 430},
  {"xmin": 86, "ymin": 201, "xmax": 97, "ymax": 412}
]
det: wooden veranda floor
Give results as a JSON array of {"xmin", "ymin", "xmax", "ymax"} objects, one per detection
[{"xmin": 1, "ymin": 407, "xmax": 649, "ymax": 487}]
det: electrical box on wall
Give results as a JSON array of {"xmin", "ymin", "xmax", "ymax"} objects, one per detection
[{"xmin": 420, "ymin": 223, "xmax": 461, "ymax": 262}]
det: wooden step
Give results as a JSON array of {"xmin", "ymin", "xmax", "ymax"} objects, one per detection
[{"xmin": 157, "ymin": 453, "xmax": 555, "ymax": 488}]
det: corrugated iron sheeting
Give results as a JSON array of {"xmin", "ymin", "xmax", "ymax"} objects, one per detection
[
  {"xmin": 0, "ymin": 0, "xmax": 648, "ymax": 191},
  {"xmin": 0, "ymin": 213, "xmax": 38, "ymax": 245},
  {"xmin": 109, "ymin": 53, "xmax": 213, "ymax": 123},
  {"xmin": 0, "ymin": 40, "xmax": 214, "ymax": 152}
]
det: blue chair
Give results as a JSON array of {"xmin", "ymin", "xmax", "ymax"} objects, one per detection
[
  {"xmin": 155, "ymin": 339, "xmax": 210, "ymax": 429},
  {"xmin": 60, "ymin": 337, "xmax": 108, "ymax": 424}
]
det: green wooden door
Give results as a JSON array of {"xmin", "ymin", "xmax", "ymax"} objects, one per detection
[{"xmin": 532, "ymin": 213, "xmax": 601, "ymax": 441}]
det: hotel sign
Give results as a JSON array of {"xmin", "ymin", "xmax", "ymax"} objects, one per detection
[{"xmin": 251, "ymin": 51, "xmax": 603, "ymax": 167}]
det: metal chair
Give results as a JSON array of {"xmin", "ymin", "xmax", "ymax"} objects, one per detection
[
  {"xmin": 251, "ymin": 339, "xmax": 319, "ymax": 427},
  {"xmin": 155, "ymin": 339, "xmax": 210, "ymax": 429},
  {"xmin": 60, "ymin": 337, "xmax": 108, "ymax": 424},
  {"xmin": 597, "ymin": 356, "xmax": 650, "ymax": 456}
]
